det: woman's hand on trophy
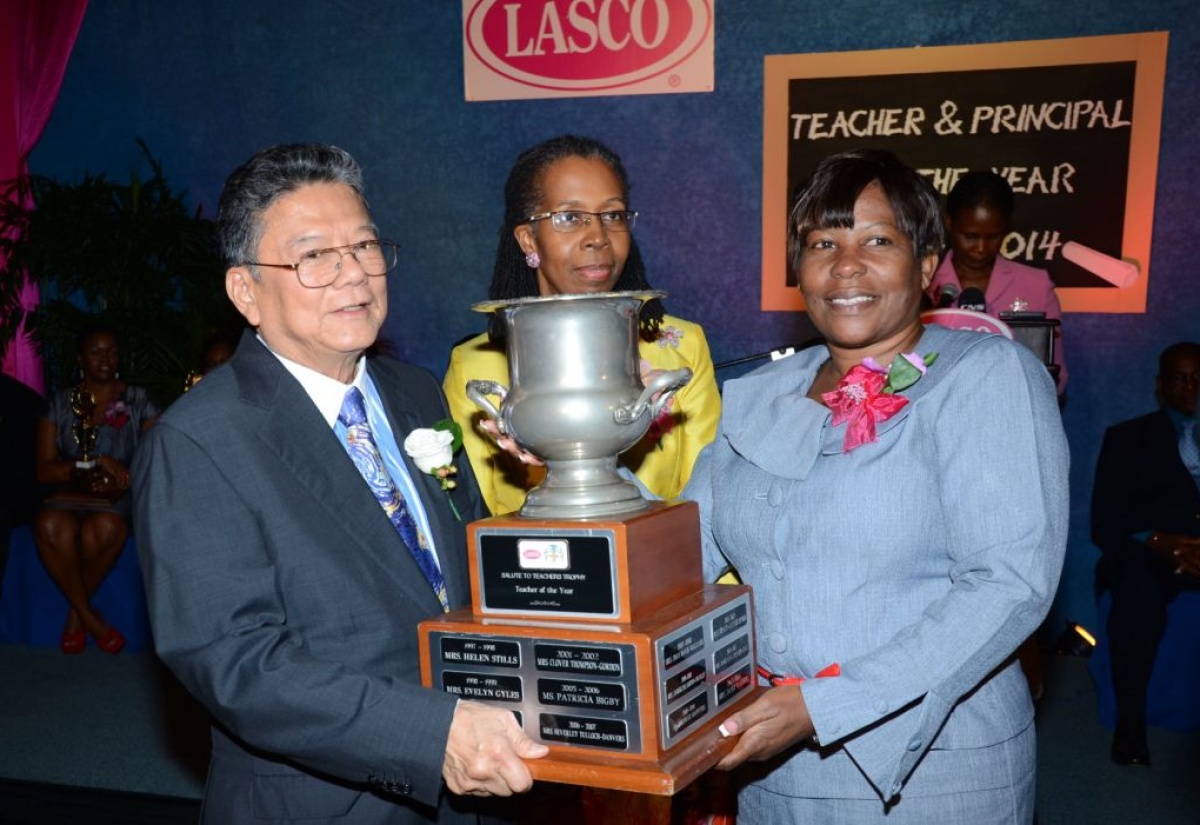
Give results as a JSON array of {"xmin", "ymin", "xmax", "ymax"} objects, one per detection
[
  {"xmin": 95, "ymin": 455, "xmax": 132, "ymax": 490},
  {"xmin": 84, "ymin": 469, "xmax": 114, "ymax": 493},
  {"xmin": 714, "ymin": 685, "xmax": 816, "ymax": 770},
  {"xmin": 478, "ymin": 419, "xmax": 545, "ymax": 467},
  {"xmin": 640, "ymin": 359, "xmax": 666, "ymax": 400}
]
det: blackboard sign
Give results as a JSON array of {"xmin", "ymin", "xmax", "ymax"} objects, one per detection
[{"xmin": 762, "ymin": 33, "xmax": 1167, "ymax": 313}]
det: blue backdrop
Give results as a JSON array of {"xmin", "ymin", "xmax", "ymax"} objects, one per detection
[{"xmin": 30, "ymin": 1, "xmax": 1199, "ymax": 636}]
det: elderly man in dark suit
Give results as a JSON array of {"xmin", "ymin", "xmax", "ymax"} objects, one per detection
[
  {"xmin": 1092, "ymin": 341, "xmax": 1200, "ymax": 767},
  {"xmin": 133, "ymin": 144, "xmax": 546, "ymax": 824}
]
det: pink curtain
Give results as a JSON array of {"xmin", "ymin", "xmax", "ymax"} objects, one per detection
[{"xmin": 0, "ymin": 0, "xmax": 88, "ymax": 392}]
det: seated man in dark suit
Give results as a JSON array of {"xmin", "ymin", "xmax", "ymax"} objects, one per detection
[
  {"xmin": 1092, "ymin": 341, "xmax": 1200, "ymax": 767},
  {"xmin": 133, "ymin": 144, "xmax": 547, "ymax": 823}
]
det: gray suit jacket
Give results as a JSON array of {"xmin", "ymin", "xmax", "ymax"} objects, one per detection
[
  {"xmin": 689, "ymin": 325, "xmax": 1068, "ymax": 810},
  {"xmin": 133, "ymin": 332, "xmax": 489, "ymax": 824}
]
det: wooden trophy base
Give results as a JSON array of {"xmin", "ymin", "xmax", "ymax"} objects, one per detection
[{"xmin": 419, "ymin": 584, "xmax": 756, "ymax": 795}]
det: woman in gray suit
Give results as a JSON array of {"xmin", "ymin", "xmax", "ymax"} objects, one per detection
[{"xmin": 696, "ymin": 150, "xmax": 1068, "ymax": 822}]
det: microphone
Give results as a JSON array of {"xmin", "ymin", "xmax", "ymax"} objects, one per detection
[
  {"xmin": 935, "ymin": 283, "xmax": 960, "ymax": 308},
  {"xmin": 956, "ymin": 287, "xmax": 987, "ymax": 312}
]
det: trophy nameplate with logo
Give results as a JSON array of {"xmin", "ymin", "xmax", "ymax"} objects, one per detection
[{"xmin": 418, "ymin": 292, "xmax": 756, "ymax": 795}]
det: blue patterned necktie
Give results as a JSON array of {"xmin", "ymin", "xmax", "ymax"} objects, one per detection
[
  {"xmin": 338, "ymin": 387, "xmax": 448, "ymax": 611},
  {"xmin": 1181, "ymin": 419, "xmax": 1200, "ymax": 483}
]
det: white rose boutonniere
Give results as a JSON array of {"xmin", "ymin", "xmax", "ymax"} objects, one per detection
[{"xmin": 404, "ymin": 419, "xmax": 464, "ymax": 521}]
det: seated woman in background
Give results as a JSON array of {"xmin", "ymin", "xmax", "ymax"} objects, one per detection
[
  {"xmin": 34, "ymin": 324, "xmax": 159, "ymax": 654},
  {"xmin": 926, "ymin": 170, "xmax": 1067, "ymax": 394},
  {"xmin": 697, "ymin": 150, "xmax": 1067, "ymax": 822},
  {"xmin": 444, "ymin": 134, "xmax": 720, "ymax": 517},
  {"xmin": 184, "ymin": 329, "xmax": 239, "ymax": 391}
]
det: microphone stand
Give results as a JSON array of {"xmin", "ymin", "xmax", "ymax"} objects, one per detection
[{"xmin": 715, "ymin": 338, "xmax": 825, "ymax": 372}]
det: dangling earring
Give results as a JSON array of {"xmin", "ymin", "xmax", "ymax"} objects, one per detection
[{"xmin": 525, "ymin": 251, "xmax": 541, "ymax": 270}]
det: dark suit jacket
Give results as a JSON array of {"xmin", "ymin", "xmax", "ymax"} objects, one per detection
[
  {"xmin": 133, "ymin": 332, "xmax": 489, "ymax": 824},
  {"xmin": 0, "ymin": 373, "xmax": 43, "ymax": 526},
  {"xmin": 1092, "ymin": 408, "xmax": 1200, "ymax": 559}
]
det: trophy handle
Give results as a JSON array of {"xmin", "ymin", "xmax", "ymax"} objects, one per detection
[
  {"xmin": 614, "ymin": 367, "xmax": 693, "ymax": 425},
  {"xmin": 466, "ymin": 379, "xmax": 510, "ymax": 435}
]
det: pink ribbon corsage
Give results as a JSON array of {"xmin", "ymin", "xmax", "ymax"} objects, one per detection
[{"xmin": 821, "ymin": 352, "xmax": 938, "ymax": 452}]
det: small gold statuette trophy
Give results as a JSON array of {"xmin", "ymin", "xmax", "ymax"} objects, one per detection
[
  {"xmin": 419, "ymin": 292, "xmax": 757, "ymax": 796},
  {"xmin": 46, "ymin": 385, "xmax": 114, "ymax": 507},
  {"xmin": 69, "ymin": 386, "xmax": 100, "ymax": 482}
]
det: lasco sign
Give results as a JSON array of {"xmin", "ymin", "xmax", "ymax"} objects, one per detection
[{"xmin": 463, "ymin": 0, "xmax": 714, "ymax": 101}]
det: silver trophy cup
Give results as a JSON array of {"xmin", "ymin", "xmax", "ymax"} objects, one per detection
[{"xmin": 467, "ymin": 290, "xmax": 692, "ymax": 519}]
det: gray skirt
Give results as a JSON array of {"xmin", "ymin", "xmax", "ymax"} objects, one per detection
[{"xmin": 736, "ymin": 722, "xmax": 1035, "ymax": 824}]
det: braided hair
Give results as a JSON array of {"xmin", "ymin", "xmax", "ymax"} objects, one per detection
[{"xmin": 487, "ymin": 135, "xmax": 664, "ymax": 341}]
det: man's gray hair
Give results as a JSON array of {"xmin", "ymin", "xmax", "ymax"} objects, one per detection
[{"xmin": 217, "ymin": 144, "xmax": 366, "ymax": 271}]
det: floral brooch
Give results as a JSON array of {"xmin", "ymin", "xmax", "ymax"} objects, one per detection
[
  {"xmin": 404, "ymin": 419, "xmax": 465, "ymax": 520},
  {"xmin": 821, "ymin": 352, "xmax": 937, "ymax": 453},
  {"xmin": 103, "ymin": 400, "xmax": 130, "ymax": 429},
  {"xmin": 656, "ymin": 324, "xmax": 684, "ymax": 349}
]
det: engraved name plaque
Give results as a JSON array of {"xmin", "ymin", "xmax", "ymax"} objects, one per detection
[{"xmin": 426, "ymin": 632, "xmax": 642, "ymax": 754}]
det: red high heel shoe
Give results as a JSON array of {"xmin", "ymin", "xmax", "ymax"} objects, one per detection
[
  {"xmin": 89, "ymin": 609, "xmax": 126, "ymax": 655},
  {"xmin": 95, "ymin": 626, "xmax": 126, "ymax": 655},
  {"xmin": 60, "ymin": 630, "xmax": 87, "ymax": 655}
]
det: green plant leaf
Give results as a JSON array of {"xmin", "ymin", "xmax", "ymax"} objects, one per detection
[
  {"xmin": 434, "ymin": 418, "xmax": 463, "ymax": 453},
  {"xmin": 0, "ymin": 141, "xmax": 231, "ymax": 404},
  {"xmin": 885, "ymin": 355, "xmax": 923, "ymax": 393}
]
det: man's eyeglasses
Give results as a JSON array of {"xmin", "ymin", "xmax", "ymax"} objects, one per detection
[
  {"xmin": 526, "ymin": 210, "xmax": 637, "ymax": 234},
  {"xmin": 245, "ymin": 240, "xmax": 400, "ymax": 289}
]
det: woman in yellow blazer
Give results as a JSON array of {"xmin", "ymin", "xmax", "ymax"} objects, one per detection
[{"xmin": 443, "ymin": 134, "xmax": 719, "ymax": 517}]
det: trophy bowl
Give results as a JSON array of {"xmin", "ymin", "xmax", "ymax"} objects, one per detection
[{"xmin": 467, "ymin": 291, "xmax": 691, "ymax": 519}]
